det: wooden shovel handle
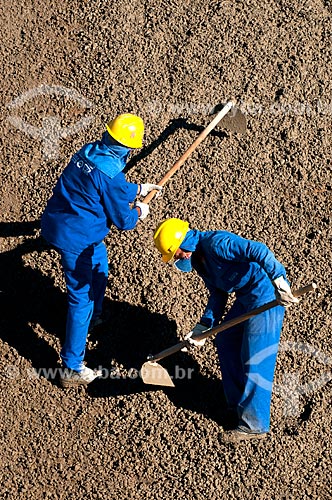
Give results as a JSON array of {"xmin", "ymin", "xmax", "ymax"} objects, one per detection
[
  {"xmin": 147, "ymin": 282, "xmax": 317, "ymax": 363},
  {"xmin": 194, "ymin": 282, "xmax": 317, "ymax": 342},
  {"xmin": 142, "ymin": 102, "xmax": 233, "ymax": 204}
]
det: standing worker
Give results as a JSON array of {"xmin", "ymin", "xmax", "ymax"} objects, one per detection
[
  {"xmin": 153, "ymin": 218, "xmax": 299, "ymax": 442},
  {"xmin": 41, "ymin": 114, "xmax": 161, "ymax": 388}
]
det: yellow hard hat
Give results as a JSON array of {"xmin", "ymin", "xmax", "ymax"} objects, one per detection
[
  {"xmin": 153, "ymin": 218, "xmax": 189, "ymax": 262},
  {"xmin": 106, "ymin": 113, "xmax": 144, "ymax": 149}
]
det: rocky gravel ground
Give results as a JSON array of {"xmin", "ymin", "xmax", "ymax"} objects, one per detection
[{"xmin": 0, "ymin": 0, "xmax": 331, "ymax": 498}]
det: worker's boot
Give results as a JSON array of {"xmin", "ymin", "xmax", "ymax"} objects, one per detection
[
  {"xmin": 222, "ymin": 427, "xmax": 267, "ymax": 443},
  {"xmin": 60, "ymin": 366, "xmax": 102, "ymax": 388}
]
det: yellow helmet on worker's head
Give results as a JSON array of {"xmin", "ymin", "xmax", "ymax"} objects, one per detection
[
  {"xmin": 106, "ymin": 113, "xmax": 144, "ymax": 149},
  {"xmin": 154, "ymin": 218, "xmax": 189, "ymax": 262}
]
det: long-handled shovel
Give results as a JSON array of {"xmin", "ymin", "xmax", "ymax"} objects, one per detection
[
  {"xmin": 142, "ymin": 101, "xmax": 246, "ymax": 204},
  {"xmin": 141, "ymin": 283, "xmax": 317, "ymax": 387}
]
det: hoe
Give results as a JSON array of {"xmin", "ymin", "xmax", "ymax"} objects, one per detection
[{"xmin": 141, "ymin": 283, "xmax": 317, "ymax": 387}]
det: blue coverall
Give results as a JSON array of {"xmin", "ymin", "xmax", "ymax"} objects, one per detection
[
  {"xmin": 41, "ymin": 132, "xmax": 139, "ymax": 372},
  {"xmin": 176, "ymin": 229, "xmax": 286, "ymax": 433}
]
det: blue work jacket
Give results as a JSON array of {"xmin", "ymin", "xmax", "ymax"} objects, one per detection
[
  {"xmin": 177, "ymin": 230, "xmax": 286, "ymax": 327},
  {"xmin": 41, "ymin": 133, "xmax": 139, "ymax": 254}
]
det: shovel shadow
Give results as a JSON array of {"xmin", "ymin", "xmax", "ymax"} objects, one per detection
[{"xmin": 124, "ymin": 117, "xmax": 227, "ymax": 172}]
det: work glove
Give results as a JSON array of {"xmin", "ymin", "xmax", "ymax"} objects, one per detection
[
  {"xmin": 139, "ymin": 183, "xmax": 163, "ymax": 197},
  {"xmin": 135, "ymin": 201, "xmax": 149, "ymax": 220},
  {"xmin": 181, "ymin": 323, "xmax": 210, "ymax": 351},
  {"xmin": 273, "ymin": 276, "xmax": 299, "ymax": 307}
]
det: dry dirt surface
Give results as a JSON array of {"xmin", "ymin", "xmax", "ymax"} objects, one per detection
[{"xmin": 0, "ymin": 0, "xmax": 331, "ymax": 499}]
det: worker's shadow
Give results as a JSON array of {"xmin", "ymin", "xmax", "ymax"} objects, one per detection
[
  {"xmin": 87, "ymin": 299, "xmax": 229, "ymax": 427},
  {"xmin": 0, "ymin": 222, "xmax": 182, "ymax": 392},
  {"xmin": 0, "ymin": 221, "xmax": 67, "ymax": 371},
  {"xmin": 0, "ymin": 222, "xmax": 177, "ymax": 388},
  {"xmin": 1, "ymin": 221, "xmax": 228, "ymax": 426},
  {"xmin": 124, "ymin": 117, "xmax": 227, "ymax": 173}
]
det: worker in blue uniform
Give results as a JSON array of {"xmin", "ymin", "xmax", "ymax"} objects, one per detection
[
  {"xmin": 153, "ymin": 218, "xmax": 299, "ymax": 442},
  {"xmin": 41, "ymin": 114, "xmax": 161, "ymax": 388}
]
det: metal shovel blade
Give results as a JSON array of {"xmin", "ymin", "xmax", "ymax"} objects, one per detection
[
  {"xmin": 141, "ymin": 361, "xmax": 175, "ymax": 387},
  {"xmin": 210, "ymin": 103, "xmax": 247, "ymax": 135}
]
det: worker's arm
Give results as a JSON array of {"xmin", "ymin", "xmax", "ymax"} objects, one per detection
[
  {"xmin": 213, "ymin": 232, "xmax": 298, "ymax": 306},
  {"xmin": 184, "ymin": 283, "xmax": 228, "ymax": 348},
  {"xmin": 213, "ymin": 232, "xmax": 286, "ymax": 280},
  {"xmin": 200, "ymin": 280, "xmax": 229, "ymax": 328},
  {"xmin": 99, "ymin": 171, "xmax": 139, "ymax": 230}
]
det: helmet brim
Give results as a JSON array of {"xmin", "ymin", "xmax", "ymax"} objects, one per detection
[{"xmin": 162, "ymin": 253, "xmax": 174, "ymax": 263}]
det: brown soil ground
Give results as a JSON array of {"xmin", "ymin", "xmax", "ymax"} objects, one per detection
[{"xmin": 1, "ymin": 1, "xmax": 331, "ymax": 499}]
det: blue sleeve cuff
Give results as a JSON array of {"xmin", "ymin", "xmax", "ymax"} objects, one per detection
[{"xmin": 200, "ymin": 290, "xmax": 228, "ymax": 328}]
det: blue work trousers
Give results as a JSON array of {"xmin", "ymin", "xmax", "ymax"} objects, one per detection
[
  {"xmin": 58, "ymin": 242, "xmax": 108, "ymax": 371},
  {"xmin": 215, "ymin": 301, "xmax": 285, "ymax": 433}
]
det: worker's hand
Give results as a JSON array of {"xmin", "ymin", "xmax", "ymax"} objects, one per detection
[
  {"xmin": 273, "ymin": 276, "xmax": 299, "ymax": 307},
  {"xmin": 181, "ymin": 323, "xmax": 210, "ymax": 351},
  {"xmin": 135, "ymin": 201, "xmax": 149, "ymax": 220},
  {"xmin": 139, "ymin": 183, "xmax": 163, "ymax": 197}
]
